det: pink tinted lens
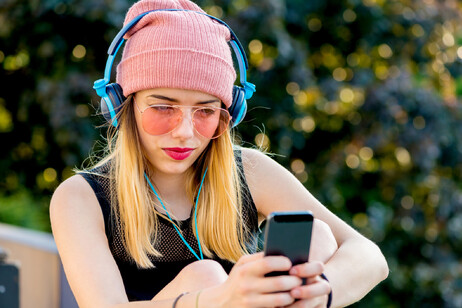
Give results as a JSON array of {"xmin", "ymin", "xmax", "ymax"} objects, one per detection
[
  {"xmin": 193, "ymin": 108, "xmax": 230, "ymax": 139},
  {"xmin": 141, "ymin": 106, "xmax": 182, "ymax": 135}
]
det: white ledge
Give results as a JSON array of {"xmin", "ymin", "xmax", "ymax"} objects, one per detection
[{"xmin": 0, "ymin": 223, "xmax": 57, "ymax": 254}]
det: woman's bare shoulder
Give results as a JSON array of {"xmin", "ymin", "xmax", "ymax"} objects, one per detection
[
  {"xmin": 50, "ymin": 174, "xmax": 104, "ymax": 232},
  {"xmin": 239, "ymin": 147, "xmax": 289, "ymax": 182}
]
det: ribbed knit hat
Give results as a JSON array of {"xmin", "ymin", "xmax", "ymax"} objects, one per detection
[{"xmin": 116, "ymin": 0, "xmax": 237, "ymax": 108}]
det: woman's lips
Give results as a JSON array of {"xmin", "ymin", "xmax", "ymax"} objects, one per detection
[{"xmin": 163, "ymin": 148, "xmax": 195, "ymax": 160}]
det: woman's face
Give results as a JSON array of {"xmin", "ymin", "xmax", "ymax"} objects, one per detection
[{"xmin": 133, "ymin": 88, "xmax": 222, "ymax": 177}]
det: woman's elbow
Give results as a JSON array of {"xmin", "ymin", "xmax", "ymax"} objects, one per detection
[
  {"xmin": 371, "ymin": 241, "xmax": 389, "ymax": 282},
  {"xmin": 379, "ymin": 252, "xmax": 390, "ymax": 282}
]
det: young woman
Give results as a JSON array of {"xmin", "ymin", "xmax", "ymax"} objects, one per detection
[{"xmin": 50, "ymin": 0, "xmax": 388, "ymax": 307}]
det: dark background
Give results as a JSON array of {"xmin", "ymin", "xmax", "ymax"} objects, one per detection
[{"xmin": 1, "ymin": 0, "xmax": 461, "ymax": 306}]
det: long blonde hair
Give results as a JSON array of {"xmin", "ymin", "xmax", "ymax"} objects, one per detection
[{"xmin": 84, "ymin": 96, "xmax": 251, "ymax": 268}]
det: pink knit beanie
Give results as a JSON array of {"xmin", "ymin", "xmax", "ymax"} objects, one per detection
[{"xmin": 116, "ymin": 0, "xmax": 236, "ymax": 108}]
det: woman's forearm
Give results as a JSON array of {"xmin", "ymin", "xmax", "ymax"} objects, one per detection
[
  {"xmin": 112, "ymin": 290, "xmax": 203, "ymax": 308},
  {"xmin": 323, "ymin": 238, "xmax": 389, "ymax": 307}
]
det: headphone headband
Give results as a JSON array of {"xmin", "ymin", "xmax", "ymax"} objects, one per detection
[{"xmin": 94, "ymin": 9, "xmax": 255, "ymax": 128}]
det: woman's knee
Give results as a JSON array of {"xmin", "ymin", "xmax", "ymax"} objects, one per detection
[
  {"xmin": 153, "ymin": 260, "xmax": 228, "ymax": 300},
  {"xmin": 310, "ymin": 219, "xmax": 338, "ymax": 263},
  {"xmin": 179, "ymin": 259, "xmax": 228, "ymax": 287}
]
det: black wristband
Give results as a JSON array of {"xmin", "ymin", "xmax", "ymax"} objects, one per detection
[
  {"xmin": 172, "ymin": 292, "xmax": 188, "ymax": 308},
  {"xmin": 320, "ymin": 273, "xmax": 332, "ymax": 308}
]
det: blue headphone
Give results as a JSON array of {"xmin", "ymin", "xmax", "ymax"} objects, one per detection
[{"xmin": 93, "ymin": 9, "xmax": 256, "ymax": 129}]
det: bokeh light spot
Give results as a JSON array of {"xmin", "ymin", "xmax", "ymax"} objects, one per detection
[
  {"xmin": 359, "ymin": 147, "xmax": 374, "ymax": 161},
  {"xmin": 347, "ymin": 53, "xmax": 359, "ymax": 67},
  {"xmin": 413, "ymin": 116, "xmax": 426, "ymax": 129},
  {"xmin": 411, "ymin": 24, "xmax": 425, "ymax": 37},
  {"xmin": 295, "ymin": 171, "xmax": 308, "ymax": 183},
  {"xmin": 206, "ymin": 5, "xmax": 223, "ymax": 18},
  {"xmin": 346, "ymin": 154, "xmax": 360, "ymax": 169},
  {"xmin": 0, "ymin": 102, "xmax": 13, "ymax": 132},
  {"xmin": 333, "ymin": 67, "xmax": 347, "ymax": 81},
  {"xmin": 457, "ymin": 47, "xmax": 462, "ymax": 59},
  {"xmin": 378, "ymin": 44, "xmax": 393, "ymax": 59},
  {"xmin": 76, "ymin": 104, "xmax": 90, "ymax": 117},
  {"xmin": 249, "ymin": 40, "xmax": 263, "ymax": 54},
  {"xmin": 255, "ymin": 133, "xmax": 270, "ymax": 149},
  {"xmin": 362, "ymin": 159, "xmax": 379, "ymax": 172},
  {"xmin": 442, "ymin": 33, "xmax": 455, "ymax": 47},
  {"xmin": 307, "ymin": 18, "xmax": 322, "ymax": 32},
  {"xmin": 362, "ymin": 0, "xmax": 377, "ymax": 7},
  {"xmin": 301, "ymin": 116, "xmax": 315, "ymax": 132},
  {"xmin": 339, "ymin": 88, "xmax": 354, "ymax": 103},
  {"xmin": 353, "ymin": 213, "xmax": 368, "ymax": 228},
  {"xmin": 31, "ymin": 129, "xmax": 46, "ymax": 151},
  {"xmin": 43, "ymin": 168, "xmax": 57, "ymax": 183},
  {"xmin": 72, "ymin": 45, "xmax": 86, "ymax": 59},
  {"xmin": 395, "ymin": 147, "xmax": 411, "ymax": 166},
  {"xmin": 343, "ymin": 9, "xmax": 357, "ymax": 22},
  {"xmin": 4, "ymin": 51, "xmax": 30, "ymax": 71},
  {"xmin": 286, "ymin": 82, "xmax": 300, "ymax": 96},
  {"xmin": 294, "ymin": 91, "xmax": 308, "ymax": 106},
  {"xmin": 374, "ymin": 65, "xmax": 389, "ymax": 80},
  {"xmin": 401, "ymin": 195, "xmax": 414, "ymax": 209},
  {"xmin": 62, "ymin": 166, "xmax": 74, "ymax": 180},
  {"xmin": 291, "ymin": 159, "xmax": 305, "ymax": 174},
  {"xmin": 401, "ymin": 216, "xmax": 415, "ymax": 231}
]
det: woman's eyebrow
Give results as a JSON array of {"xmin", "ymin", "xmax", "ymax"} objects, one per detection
[
  {"xmin": 147, "ymin": 94, "xmax": 178, "ymax": 102},
  {"xmin": 148, "ymin": 94, "xmax": 220, "ymax": 105},
  {"xmin": 197, "ymin": 99, "xmax": 221, "ymax": 105}
]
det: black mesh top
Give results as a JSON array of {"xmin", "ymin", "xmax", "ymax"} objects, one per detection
[{"xmin": 80, "ymin": 149, "xmax": 259, "ymax": 301}]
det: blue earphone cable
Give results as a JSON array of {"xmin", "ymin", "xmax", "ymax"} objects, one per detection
[
  {"xmin": 194, "ymin": 168, "xmax": 207, "ymax": 260},
  {"xmin": 144, "ymin": 168, "xmax": 207, "ymax": 260}
]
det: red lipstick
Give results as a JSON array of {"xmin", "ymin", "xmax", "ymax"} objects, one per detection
[{"xmin": 163, "ymin": 147, "xmax": 194, "ymax": 160}]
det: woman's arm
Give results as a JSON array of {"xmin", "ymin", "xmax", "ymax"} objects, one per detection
[
  {"xmin": 50, "ymin": 175, "xmax": 133, "ymax": 308},
  {"xmin": 241, "ymin": 148, "xmax": 389, "ymax": 307}
]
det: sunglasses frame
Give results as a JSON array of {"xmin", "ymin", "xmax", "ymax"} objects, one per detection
[{"xmin": 134, "ymin": 99, "xmax": 231, "ymax": 139}]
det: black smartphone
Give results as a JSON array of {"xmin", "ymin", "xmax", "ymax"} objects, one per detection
[{"xmin": 263, "ymin": 211, "xmax": 313, "ymax": 276}]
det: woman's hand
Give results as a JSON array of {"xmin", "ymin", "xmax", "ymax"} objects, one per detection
[
  {"xmin": 216, "ymin": 252, "xmax": 302, "ymax": 308},
  {"xmin": 285, "ymin": 261, "xmax": 331, "ymax": 308}
]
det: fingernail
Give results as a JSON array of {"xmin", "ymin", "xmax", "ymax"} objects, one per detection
[{"xmin": 289, "ymin": 268, "xmax": 297, "ymax": 275}]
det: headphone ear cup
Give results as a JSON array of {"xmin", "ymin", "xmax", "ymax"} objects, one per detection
[
  {"xmin": 100, "ymin": 96, "xmax": 112, "ymax": 123},
  {"xmin": 101, "ymin": 83, "xmax": 126, "ymax": 125},
  {"xmin": 229, "ymin": 86, "xmax": 247, "ymax": 127}
]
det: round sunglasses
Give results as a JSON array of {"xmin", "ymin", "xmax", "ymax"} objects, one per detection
[{"xmin": 134, "ymin": 100, "xmax": 231, "ymax": 139}]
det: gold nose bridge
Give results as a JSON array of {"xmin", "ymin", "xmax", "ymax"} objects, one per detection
[
  {"xmin": 177, "ymin": 106, "xmax": 195, "ymax": 123},
  {"xmin": 173, "ymin": 107, "xmax": 197, "ymax": 133}
]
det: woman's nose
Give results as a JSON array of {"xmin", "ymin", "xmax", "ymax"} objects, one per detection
[{"xmin": 171, "ymin": 109, "xmax": 195, "ymax": 139}]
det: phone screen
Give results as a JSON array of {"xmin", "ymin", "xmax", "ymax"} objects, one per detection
[{"xmin": 263, "ymin": 212, "xmax": 313, "ymax": 276}]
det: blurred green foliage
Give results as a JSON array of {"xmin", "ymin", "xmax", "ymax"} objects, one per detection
[{"xmin": 1, "ymin": 0, "xmax": 461, "ymax": 306}]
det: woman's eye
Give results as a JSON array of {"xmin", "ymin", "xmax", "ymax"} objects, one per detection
[
  {"xmin": 197, "ymin": 107, "xmax": 217, "ymax": 116},
  {"xmin": 152, "ymin": 105, "xmax": 175, "ymax": 113}
]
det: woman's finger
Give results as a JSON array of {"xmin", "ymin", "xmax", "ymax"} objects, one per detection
[
  {"xmin": 290, "ymin": 278, "xmax": 331, "ymax": 299},
  {"xmin": 255, "ymin": 275, "xmax": 302, "ymax": 293},
  {"xmin": 235, "ymin": 252, "xmax": 264, "ymax": 267},
  {"xmin": 245, "ymin": 255, "xmax": 292, "ymax": 277},
  {"xmin": 254, "ymin": 292, "xmax": 295, "ymax": 308},
  {"xmin": 289, "ymin": 261, "xmax": 324, "ymax": 278}
]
